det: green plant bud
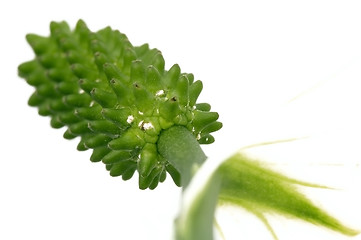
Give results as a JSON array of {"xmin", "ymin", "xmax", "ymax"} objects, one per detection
[
  {"xmin": 38, "ymin": 103, "xmax": 51, "ymax": 116},
  {"xmin": 109, "ymin": 160, "xmax": 135, "ymax": 177},
  {"xmin": 165, "ymin": 163, "xmax": 182, "ymax": 187},
  {"xmin": 37, "ymin": 83, "xmax": 58, "ymax": 98},
  {"xmin": 49, "ymin": 99, "xmax": 70, "ymax": 112},
  {"xmin": 159, "ymin": 99, "xmax": 181, "ymax": 121},
  {"xmin": 195, "ymin": 103, "xmax": 211, "ymax": 112},
  {"xmin": 90, "ymin": 88, "xmax": 117, "ymax": 108},
  {"xmin": 63, "ymin": 93, "xmax": 91, "ymax": 107},
  {"xmin": 101, "ymin": 108, "xmax": 132, "ymax": 128},
  {"xmin": 152, "ymin": 52, "xmax": 165, "ymax": 73},
  {"xmin": 19, "ymin": 20, "xmax": 221, "ymax": 189},
  {"xmin": 79, "ymin": 78, "xmax": 98, "ymax": 94},
  {"xmin": 68, "ymin": 121, "xmax": 91, "ymax": 135},
  {"xmin": 63, "ymin": 129, "xmax": 77, "ymax": 140},
  {"xmin": 198, "ymin": 133, "xmax": 215, "ymax": 144},
  {"xmin": 108, "ymin": 129, "xmax": 144, "ymax": 150},
  {"xmin": 200, "ymin": 121, "xmax": 223, "ymax": 134},
  {"xmin": 28, "ymin": 92, "xmax": 43, "ymax": 106},
  {"xmin": 185, "ymin": 73, "xmax": 194, "ymax": 84},
  {"xmin": 130, "ymin": 60, "xmax": 146, "ymax": 84},
  {"xmin": 58, "ymin": 112, "xmax": 80, "ymax": 125},
  {"xmin": 121, "ymin": 165, "xmax": 137, "ymax": 181},
  {"xmin": 103, "ymin": 62, "xmax": 124, "ymax": 80},
  {"xmin": 109, "ymin": 78, "xmax": 133, "ymax": 106},
  {"xmin": 18, "ymin": 60, "xmax": 38, "ymax": 77},
  {"xmin": 94, "ymin": 52, "xmax": 110, "ymax": 69},
  {"xmin": 26, "ymin": 34, "xmax": 51, "ymax": 55},
  {"xmin": 75, "ymin": 105, "xmax": 103, "ymax": 120},
  {"xmin": 39, "ymin": 53, "xmax": 60, "ymax": 69},
  {"xmin": 164, "ymin": 64, "xmax": 181, "ymax": 89},
  {"xmin": 123, "ymin": 48, "xmax": 137, "ymax": 70},
  {"xmin": 192, "ymin": 110, "xmax": 219, "ymax": 132},
  {"xmin": 84, "ymin": 134, "xmax": 112, "ymax": 148},
  {"xmin": 159, "ymin": 169, "xmax": 167, "ymax": 183},
  {"xmin": 47, "ymin": 68, "xmax": 69, "ymax": 82},
  {"xmin": 133, "ymin": 83, "xmax": 154, "ymax": 114},
  {"xmin": 77, "ymin": 137, "xmax": 89, "ymax": 151},
  {"xmin": 50, "ymin": 116, "xmax": 65, "ymax": 129},
  {"xmin": 145, "ymin": 65, "xmax": 162, "ymax": 93},
  {"xmin": 175, "ymin": 75, "xmax": 189, "ymax": 106},
  {"xmin": 90, "ymin": 146, "xmax": 111, "ymax": 162},
  {"xmin": 138, "ymin": 143, "xmax": 157, "ymax": 177},
  {"xmin": 139, "ymin": 165, "xmax": 162, "ymax": 190},
  {"xmin": 71, "ymin": 63, "xmax": 96, "ymax": 79},
  {"xmin": 135, "ymin": 43, "xmax": 149, "ymax": 56},
  {"xmin": 88, "ymin": 120, "xmax": 121, "ymax": 136},
  {"xmin": 26, "ymin": 73, "xmax": 46, "ymax": 87},
  {"xmin": 56, "ymin": 81, "xmax": 79, "ymax": 95},
  {"xmin": 102, "ymin": 150, "xmax": 132, "ymax": 164},
  {"xmin": 188, "ymin": 80, "xmax": 203, "ymax": 107}
]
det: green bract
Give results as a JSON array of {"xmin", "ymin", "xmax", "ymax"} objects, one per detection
[{"xmin": 18, "ymin": 20, "xmax": 222, "ymax": 189}]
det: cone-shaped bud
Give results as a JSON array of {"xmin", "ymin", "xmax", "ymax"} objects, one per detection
[
  {"xmin": 189, "ymin": 80, "xmax": 203, "ymax": 107},
  {"xmin": 133, "ymin": 83, "xmax": 154, "ymax": 114},
  {"xmin": 84, "ymin": 134, "xmax": 112, "ymax": 148},
  {"xmin": 101, "ymin": 108, "xmax": 132, "ymax": 128},
  {"xmin": 56, "ymin": 81, "xmax": 78, "ymax": 95},
  {"xmin": 139, "ymin": 165, "xmax": 162, "ymax": 190},
  {"xmin": 159, "ymin": 99, "xmax": 181, "ymax": 121},
  {"xmin": 63, "ymin": 93, "xmax": 91, "ymax": 107},
  {"xmin": 175, "ymin": 75, "xmax": 189, "ymax": 106},
  {"xmin": 90, "ymin": 146, "xmax": 111, "ymax": 162},
  {"xmin": 152, "ymin": 52, "xmax": 165, "ymax": 73},
  {"xmin": 164, "ymin": 64, "xmax": 180, "ymax": 89},
  {"xmin": 77, "ymin": 137, "xmax": 89, "ymax": 151},
  {"xmin": 28, "ymin": 92, "xmax": 43, "ymax": 106},
  {"xmin": 121, "ymin": 165, "xmax": 137, "ymax": 180},
  {"xmin": 145, "ymin": 65, "xmax": 162, "ymax": 93},
  {"xmin": 195, "ymin": 103, "xmax": 211, "ymax": 112},
  {"xmin": 68, "ymin": 121, "xmax": 91, "ymax": 135},
  {"xmin": 135, "ymin": 43, "xmax": 149, "ymax": 56},
  {"xmin": 26, "ymin": 72, "xmax": 47, "ymax": 86},
  {"xmin": 130, "ymin": 60, "xmax": 145, "ymax": 84},
  {"xmin": 200, "ymin": 121, "xmax": 223, "ymax": 134},
  {"xmin": 26, "ymin": 34, "xmax": 50, "ymax": 55},
  {"xmin": 103, "ymin": 63, "xmax": 124, "ymax": 80},
  {"xmin": 193, "ymin": 110, "xmax": 219, "ymax": 131},
  {"xmin": 49, "ymin": 99, "xmax": 69, "ymax": 112},
  {"xmin": 50, "ymin": 117, "xmax": 65, "ymax": 129},
  {"xmin": 109, "ymin": 78, "xmax": 133, "ymax": 105},
  {"xmin": 102, "ymin": 150, "xmax": 132, "ymax": 164},
  {"xmin": 166, "ymin": 163, "xmax": 182, "ymax": 187},
  {"xmin": 198, "ymin": 133, "xmax": 215, "ymax": 144},
  {"xmin": 75, "ymin": 105, "xmax": 102, "ymax": 120},
  {"xmin": 88, "ymin": 120, "xmax": 121, "ymax": 136},
  {"xmin": 63, "ymin": 129, "xmax": 77, "ymax": 139},
  {"xmin": 58, "ymin": 112, "xmax": 80, "ymax": 125},
  {"xmin": 18, "ymin": 60, "xmax": 38, "ymax": 77},
  {"xmin": 79, "ymin": 78, "xmax": 97, "ymax": 94},
  {"xmin": 37, "ymin": 83, "xmax": 57, "ymax": 97},
  {"xmin": 108, "ymin": 129, "xmax": 144, "ymax": 150},
  {"xmin": 90, "ymin": 88, "xmax": 117, "ymax": 108},
  {"xmin": 138, "ymin": 143, "xmax": 157, "ymax": 177},
  {"xmin": 110, "ymin": 160, "xmax": 134, "ymax": 177}
]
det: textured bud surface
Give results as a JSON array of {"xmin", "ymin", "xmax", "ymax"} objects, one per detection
[{"xmin": 19, "ymin": 20, "xmax": 222, "ymax": 189}]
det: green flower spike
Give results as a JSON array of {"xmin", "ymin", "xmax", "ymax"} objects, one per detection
[{"xmin": 18, "ymin": 20, "xmax": 222, "ymax": 190}]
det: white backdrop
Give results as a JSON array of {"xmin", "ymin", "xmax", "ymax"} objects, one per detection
[{"xmin": 1, "ymin": 1, "xmax": 361, "ymax": 239}]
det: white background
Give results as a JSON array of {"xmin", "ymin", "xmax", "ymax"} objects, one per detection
[{"xmin": 1, "ymin": 0, "xmax": 361, "ymax": 239}]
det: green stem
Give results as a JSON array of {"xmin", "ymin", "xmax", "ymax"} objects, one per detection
[{"xmin": 158, "ymin": 125, "xmax": 207, "ymax": 187}]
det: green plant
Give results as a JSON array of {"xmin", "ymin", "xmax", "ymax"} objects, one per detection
[{"xmin": 19, "ymin": 20, "xmax": 359, "ymax": 239}]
